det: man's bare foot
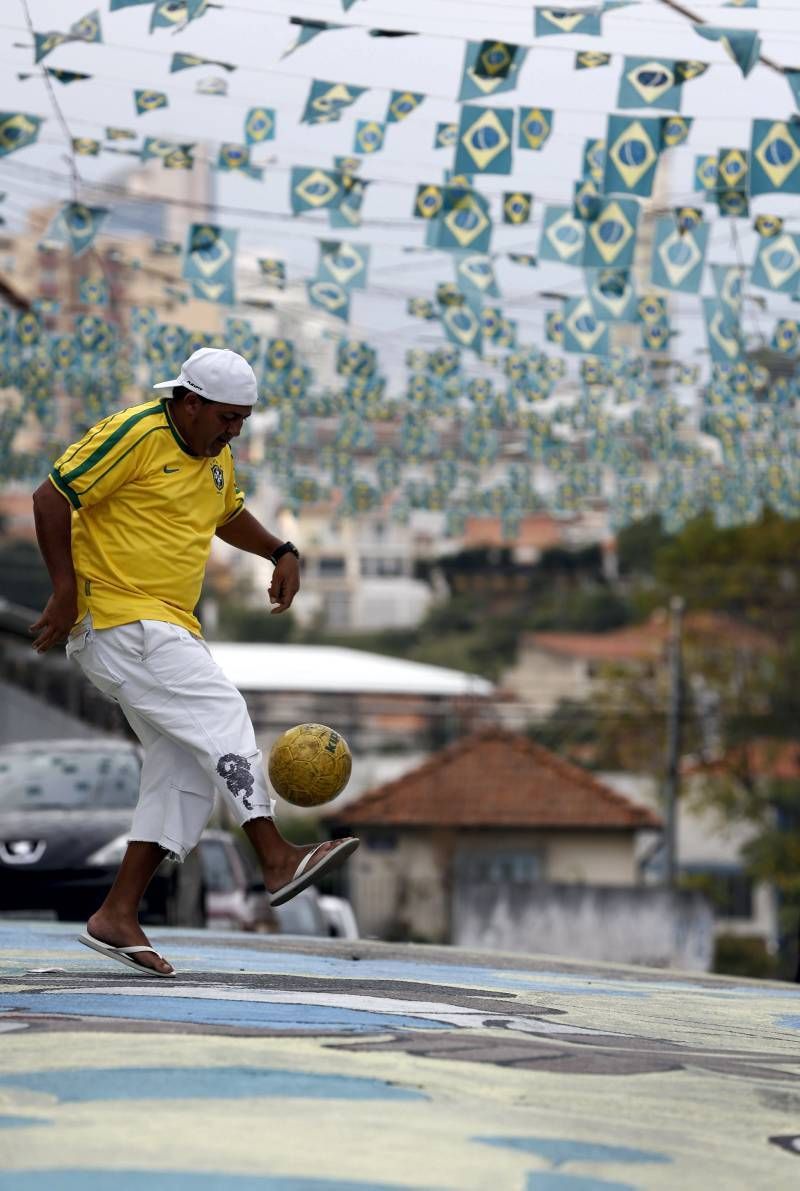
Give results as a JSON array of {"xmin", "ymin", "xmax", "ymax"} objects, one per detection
[
  {"xmin": 262, "ymin": 838, "xmax": 357, "ymax": 895},
  {"xmin": 86, "ymin": 909, "xmax": 173, "ymax": 975}
]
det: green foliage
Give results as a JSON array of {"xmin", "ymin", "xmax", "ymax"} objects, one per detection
[
  {"xmin": 216, "ymin": 604, "xmax": 297, "ymax": 643},
  {"xmin": 617, "ymin": 514, "xmax": 671, "ymax": 577},
  {"xmin": 713, "ymin": 934, "xmax": 778, "ymax": 980},
  {"xmin": 653, "ymin": 511, "xmax": 800, "ymax": 634}
]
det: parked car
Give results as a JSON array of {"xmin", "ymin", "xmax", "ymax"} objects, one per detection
[
  {"xmin": 0, "ymin": 737, "xmax": 358, "ymax": 938},
  {"xmin": 0, "ymin": 737, "xmax": 203, "ymax": 926},
  {"xmin": 318, "ymin": 893, "xmax": 360, "ymax": 940},
  {"xmin": 202, "ymin": 832, "xmax": 359, "ymax": 938}
]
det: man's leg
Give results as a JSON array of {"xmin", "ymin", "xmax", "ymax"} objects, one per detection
[
  {"xmin": 87, "ymin": 842, "xmax": 173, "ymax": 975},
  {"xmin": 85, "ymin": 708, "xmax": 216, "ymax": 975}
]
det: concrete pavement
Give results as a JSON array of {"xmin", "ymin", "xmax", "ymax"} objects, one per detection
[{"xmin": 1, "ymin": 921, "xmax": 800, "ymax": 1189}]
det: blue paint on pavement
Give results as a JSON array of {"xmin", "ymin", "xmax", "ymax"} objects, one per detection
[
  {"xmin": 0, "ymin": 1115, "xmax": 52, "ymax": 1129},
  {"xmin": 0, "ymin": 1065, "xmax": 425, "ymax": 1103},
  {"xmin": 476, "ymin": 1137, "xmax": 671, "ymax": 1168},
  {"xmin": 525, "ymin": 1175, "xmax": 639, "ymax": 1190},
  {"xmin": 0, "ymin": 1174, "xmax": 438, "ymax": 1191},
  {"xmin": 0, "ymin": 992, "xmax": 448, "ymax": 1032}
]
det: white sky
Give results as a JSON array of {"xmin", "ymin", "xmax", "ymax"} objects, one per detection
[{"xmin": 2, "ymin": 0, "xmax": 800, "ymax": 374}]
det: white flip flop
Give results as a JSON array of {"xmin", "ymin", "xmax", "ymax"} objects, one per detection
[
  {"xmin": 78, "ymin": 930, "xmax": 176, "ymax": 978},
  {"xmin": 269, "ymin": 837, "xmax": 360, "ymax": 908}
]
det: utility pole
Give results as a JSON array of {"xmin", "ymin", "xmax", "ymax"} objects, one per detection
[{"xmin": 663, "ymin": 596, "xmax": 685, "ymax": 889}]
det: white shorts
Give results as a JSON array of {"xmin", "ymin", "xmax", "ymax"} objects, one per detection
[{"xmin": 66, "ymin": 617, "xmax": 274, "ymax": 861}]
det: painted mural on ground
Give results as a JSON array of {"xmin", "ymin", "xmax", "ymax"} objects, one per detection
[{"xmin": 0, "ymin": 922, "xmax": 799, "ymax": 1190}]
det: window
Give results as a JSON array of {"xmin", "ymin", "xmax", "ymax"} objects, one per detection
[
  {"xmin": 360, "ymin": 557, "xmax": 404, "ymax": 577},
  {"xmin": 0, "ymin": 748, "xmax": 141, "ymax": 810},
  {"xmin": 456, "ymin": 849, "xmax": 543, "ymax": 884},
  {"xmin": 679, "ymin": 866, "xmax": 754, "ymax": 920},
  {"xmin": 367, "ymin": 832, "xmax": 397, "ymax": 851},
  {"xmin": 318, "ymin": 556, "xmax": 345, "ymax": 576}
]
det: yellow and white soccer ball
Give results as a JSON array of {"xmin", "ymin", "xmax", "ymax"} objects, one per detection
[{"xmin": 268, "ymin": 723, "xmax": 352, "ymax": 808}]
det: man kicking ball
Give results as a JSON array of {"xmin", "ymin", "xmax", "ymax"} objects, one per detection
[{"xmin": 30, "ymin": 347, "xmax": 358, "ymax": 976}]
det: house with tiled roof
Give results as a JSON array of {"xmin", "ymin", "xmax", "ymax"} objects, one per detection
[
  {"xmin": 501, "ymin": 610, "xmax": 777, "ymax": 717},
  {"xmin": 327, "ymin": 729, "xmax": 661, "ymax": 945}
]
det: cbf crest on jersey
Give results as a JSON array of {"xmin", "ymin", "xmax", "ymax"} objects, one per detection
[
  {"xmin": 182, "ymin": 223, "xmax": 237, "ymax": 304},
  {"xmin": 211, "ymin": 462, "xmax": 224, "ymax": 492}
]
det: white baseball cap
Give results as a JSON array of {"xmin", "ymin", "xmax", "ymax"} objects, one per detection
[{"xmin": 153, "ymin": 347, "xmax": 259, "ymax": 407}]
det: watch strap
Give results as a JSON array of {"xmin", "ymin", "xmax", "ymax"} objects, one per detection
[{"xmin": 269, "ymin": 540, "xmax": 299, "ymax": 565}]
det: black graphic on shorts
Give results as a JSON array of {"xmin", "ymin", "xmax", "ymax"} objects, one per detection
[{"xmin": 216, "ymin": 753, "xmax": 254, "ymax": 811}]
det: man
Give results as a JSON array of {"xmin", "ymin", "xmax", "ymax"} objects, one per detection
[{"xmin": 30, "ymin": 347, "xmax": 358, "ymax": 977}]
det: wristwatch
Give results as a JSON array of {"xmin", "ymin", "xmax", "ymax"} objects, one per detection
[{"xmin": 269, "ymin": 540, "xmax": 300, "ymax": 565}]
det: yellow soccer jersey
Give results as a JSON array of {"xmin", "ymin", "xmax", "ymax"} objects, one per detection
[{"xmin": 49, "ymin": 398, "xmax": 244, "ymax": 635}]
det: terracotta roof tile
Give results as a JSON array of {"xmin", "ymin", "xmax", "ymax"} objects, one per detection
[
  {"xmin": 526, "ymin": 612, "xmax": 776, "ymax": 663},
  {"xmin": 329, "ymin": 729, "xmax": 661, "ymax": 830},
  {"xmin": 685, "ymin": 739, "xmax": 800, "ymax": 781},
  {"xmin": 462, "ymin": 514, "xmax": 566, "ymax": 550}
]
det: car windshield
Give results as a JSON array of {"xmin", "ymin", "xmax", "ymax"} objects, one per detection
[{"xmin": 0, "ymin": 748, "xmax": 140, "ymax": 811}]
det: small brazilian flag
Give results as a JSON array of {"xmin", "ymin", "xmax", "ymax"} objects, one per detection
[
  {"xmin": 386, "ymin": 91, "xmax": 424, "ymax": 124},
  {"xmin": 503, "ymin": 192, "xmax": 532, "ymax": 224},
  {"xmin": 72, "ymin": 137, "xmax": 101, "ymax": 157},
  {"xmin": 135, "ymin": 89, "xmax": 168, "ymax": 115},
  {"xmin": 244, "ymin": 107, "xmax": 275, "ymax": 144},
  {"xmin": 258, "ymin": 259, "xmax": 285, "ymax": 287},
  {"xmin": 576, "ymin": 51, "xmax": 610, "ymax": 70},
  {"xmin": 0, "ymin": 112, "xmax": 42, "ymax": 158}
]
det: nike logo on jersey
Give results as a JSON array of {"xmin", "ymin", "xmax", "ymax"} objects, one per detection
[{"xmin": 163, "ymin": 465, "xmax": 180, "ymax": 474}]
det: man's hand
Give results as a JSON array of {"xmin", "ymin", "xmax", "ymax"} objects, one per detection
[
  {"xmin": 29, "ymin": 589, "xmax": 78, "ymax": 653},
  {"xmin": 268, "ymin": 556, "xmax": 300, "ymax": 614}
]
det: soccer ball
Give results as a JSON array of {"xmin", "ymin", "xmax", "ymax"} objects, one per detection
[{"xmin": 268, "ymin": 723, "xmax": 352, "ymax": 808}]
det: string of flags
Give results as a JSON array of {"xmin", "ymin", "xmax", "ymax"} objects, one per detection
[{"xmin": 2, "ymin": 3, "xmax": 800, "ymax": 534}]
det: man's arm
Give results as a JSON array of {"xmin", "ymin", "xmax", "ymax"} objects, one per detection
[
  {"xmin": 215, "ymin": 509, "xmax": 300, "ymax": 614},
  {"xmin": 30, "ymin": 480, "xmax": 78, "ymax": 652}
]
